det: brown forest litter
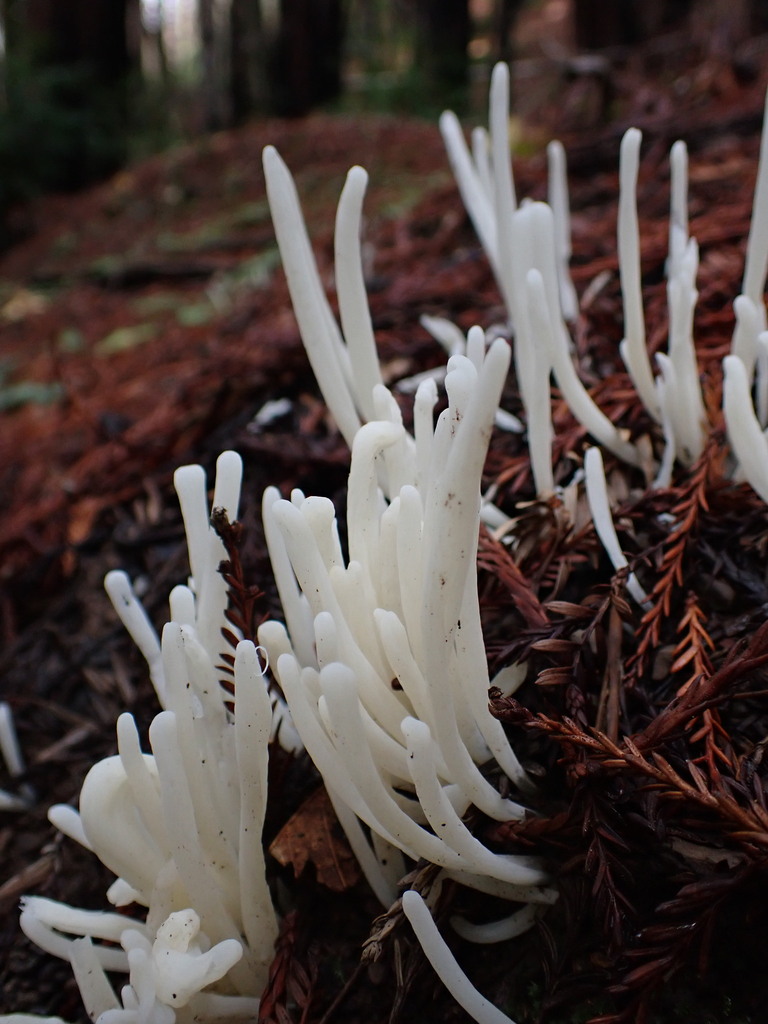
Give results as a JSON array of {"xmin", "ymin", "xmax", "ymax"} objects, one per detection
[{"xmin": 3, "ymin": 42, "xmax": 768, "ymax": 1024}]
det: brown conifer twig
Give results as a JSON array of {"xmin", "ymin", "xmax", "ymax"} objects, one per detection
[
  {"xmin": 636, "ymin": 618, "xmax": 768, "ymax": 752},
  {"xmin": 477, "ymin": 525, "xmax": 550, "ymax": 630},
  {"xmin": 628, "ymin": 434, "xmax": 723, "ymax": 684}
]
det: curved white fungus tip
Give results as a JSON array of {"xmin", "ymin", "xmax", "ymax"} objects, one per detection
[
  {"xmin": 173, "ymin": 462, "xmax": 206, "ymax": 501},
  {"xmin": 0, "ymin": 1017, "xmax": 70, "ymax": 1023},
  {"xmin": 723, "ymin": 354, "xmax": 768, "ymax": 504},
  {"xmin": 152, "ymin": 910, "xmax": 244, "ymax": 1008},
  {"xmin": 212, "ymin": 450, "xmax": 243, "ymax": 520},
  {"xmin": 0, "ymin": 790, "xmax": 27, "ymax": 812},
  {"xmin": 169, "ymin": 584, "xmax": 196, "ymax": 625},
  {"xmin": 420, "ymin": 314, "xmax": 467, "ymax": 356},
  {"xmin": 584, "ymin": 448, "xmax": 648, "ymax": 606},
  {"xmin": 47, "ymin": 804, "xmax": 91, "ymax": 850},
  {"xmin": 106, "ymin": 879, "xmax": 142, "ymax": 908},
  {"xmin": 103, "ymin": 570, "xmax": 162, "ymax": 693},
  {"xmin": 742, "ymin": 85, "xmax": 768, "ymax": 306},
  {"xmin": 618, "ymin": 128, "xmax": 659, "ymax": 420},
  {"xmin": 0, "ymin": 702, "xmax": 32, "ymax": 809},
  {"xmin": 451, "ymin": 903, "xmax": 540, "ymax": 944},
  {"xmin": 490, "ymin": 663, "xmax": 527, "ymax": 697},
  {"xmin": 546, "ymin": 138, "xmax": 578, "ymax": 321},
  {"xmin": 0, "ymin": 702, "xmax": 24, "ymax": 777},
  {"xmin": 401, "ymin": 890, "xmax": 517, "ymax": 1024}
]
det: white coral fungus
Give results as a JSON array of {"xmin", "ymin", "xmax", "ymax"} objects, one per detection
[
  {"xmin": 11, "ymin": 454, "xmax": 280, "ymax": 1023},
  {"xmin": 443, "ymin": 64, "xmax": 768, "ymax": 510},
  {"xmin": 401, "ymin": 889, "xmax": 517, "ymax": 1024},
  {"xmin": 258, "ymin": 339, "xmax": 554, "ymax": 906},
  {"xmin": 8, "ymin": 57, "xmax": 768, "ymax": 1024}
]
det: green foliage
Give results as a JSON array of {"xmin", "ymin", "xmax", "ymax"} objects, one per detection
[
  {"xmin": 338, "ymin": 0, "xmax": 471, "ymax": 118},
  {"xmin": 122, "ymin": 71, "xmax": 184, "ymax": 165},
  {"xmin": 0, "ymin": 55, "xmax": 128, "ymax": 214},
  {"xmin": 0, "ymin": 56, "xmax": 181, "ymax": 245},
  {"xmin": 0, "ymin": 356, "xmax": 63, "ymax": 411},
  {"xmin": 95, "ymin": 322, "xmax": 158, "ymax": 355}
]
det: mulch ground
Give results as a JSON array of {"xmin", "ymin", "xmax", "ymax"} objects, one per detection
[{"xmin": 3, "ymin": 33, "xmax": 768, "ymax": 1023}]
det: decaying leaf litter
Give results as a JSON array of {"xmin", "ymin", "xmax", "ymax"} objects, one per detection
[{"xmin": 3, "ymin": 41, "xmax": 768, "ymax": 1024}]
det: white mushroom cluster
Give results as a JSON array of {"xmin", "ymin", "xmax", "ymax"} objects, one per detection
[
  {"xmin": 258, "ymin": 345, "xmax": 554, "ymax": 907},
  {"xmin": 6, "ymin": 455, "xmax": 281, "ymax": 1023},
  {"xmin": 261, "ymin": 137, "xmax": 558, "ymax": 915},
  {"xmin": 6, "ymin": 61, "xmax": 768, "ymax": 1024},
  {"xmin": 443, "ymin": 63, "xmax": 768, "ymax": 504}
]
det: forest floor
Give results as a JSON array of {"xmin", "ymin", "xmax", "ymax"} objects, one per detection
[{"xmin": 3, "ymin": 31, "xmax": 768, "ymax": 1024}]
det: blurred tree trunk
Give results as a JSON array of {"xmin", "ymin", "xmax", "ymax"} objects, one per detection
[
  {"xmin": 1, "ymin": 0, "xmax": 23, "ymax": 60},
  {"xmin": 572, "ymin": 0, "xmax": 764, "ymax": 50},
  {"xmin": 1, "ymin": 0, "xmax": 139, "ymax": 187},
  {"xmin": 142, "ymin": 3, "xmax": 172, "ymax": 95},
  {"xmin": 572, "ymin": 0, "xmax": 692, "ymax": 48},
  {"xmin": 411, "ymin": 0, "xmax": 470, "ymax": 109},
  {"xmin": 493, "ymin": 0, "xmax": 525, "ymax": 66},
  {"xmin": 197, "ymin": 0, "xmax": 228, "ymax": 129},
  {"xmin": 572, "ymin": 0, "xmax": 629, "ymax": 48},
  {"xmin": 268, "ymin": 0, "xmax": 344, "ymax": 116},
  {"xmin": 229, "ymin": 0, "xmax": 266, "ymax": 122},
  {"xmin": 22, "ymin": 0, "xmax": 134, "ymax": 84}
]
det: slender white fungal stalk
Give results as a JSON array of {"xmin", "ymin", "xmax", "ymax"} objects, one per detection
[
  {"xmin": 757, "ymin": 332, "xmax": 768, "ymax": 427},
  {"xmin": 104, "ymin": 572, "xmax": 165, "ymax": 701},
  {"xmin": 653, "ymin": 367, "xmax": 677, "ymax": 490},
  {"xmin": 10, "ymin": 455, "xmax": 286, "ymax": 1023},
  {"xmin": 258, "ymin": 330, "xmax": 549, "ymax": 908},
  {"xmin": 668, "ymin": 141, "xmax": 688, "ymax": 274},
  {"xmin": 255, "ymin": 139, "xmax": 558, "ymax": 938},
  {"xmin": 742, "ymin": 88, "xmax": 768, "ymax": 312},
  {"xmin": 618, "ymin": 129, "xmax": 660, "ymax": 421},
  {"xmin": 547, "ymin": 139, "xmax": 578, "ymax": 321},
  {"xmin": 451, "ymin": 903, "xmax": 540, "ymax": 944},
  {"xmin": 439, "ymin": 61, "xmax": 578, "ymax": 332},
  {"xmin": 584, "ymin": 447, "xmax": 648, "ymax": 605},
  {"xmin": 233, "ymin": 642, "xmax": 279, "ymax": 968},
  {"xmin": 15, "ymin": 65, "xmax": 768, "ymax": 1024},
  {"xmin": 68, "ymin": 938, "xmax": 122, "ymax": 1022},
  {"xmin": 723, "ymin": 355, "xmax": 768, "ymax": 504},
  {"xmin": 441, "ymin": 63, "xmax": 753, "ymax": 483},
  {"xmin": 660, "ymin": 141, "xmax": 707, "ymax": 465},
  {"xmin": 335, "ymin": 165, "xmax": 384, "ymax": 422},
  {"xmin": 0, "ymin": 702, "xmax": 33, "ymax": 810},
  {"xmin": 538, "ymin": 257, "xmax": 640, "ymax": 467},
  {"xmin": 725, "ymin": 89, "xmax": 768, "ymax": 464},
  {"xmin": 442, "ymin": 71, "xmax": 644, "ymax": 477},
  {"xmin": 489, "ymin": 61, "xmax": 519, "ymax": 319},
  {"xmin": 401, "ymin": 890, "xmax": 518, "ymax": 1024},
  {"xmin": 263, "ymin": 146, "xmax": 381, "ymax": 447},
  {"xmin": 731, "ymin": 293, "xmax": 763, "ymax": 378},
  {"xmin": 439, "ymin": 111, "xmax": 500, "ymax": 284}
]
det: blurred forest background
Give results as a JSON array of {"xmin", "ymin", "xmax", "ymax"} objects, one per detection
[{"xmin": 2, "ymin": 0, "xmax": 768, "ymax": 225}]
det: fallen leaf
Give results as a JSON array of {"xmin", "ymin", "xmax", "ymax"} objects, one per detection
[
  {"xmin": 0, "ymin": 380, "xmax": 64, "ymax": 411},
  {"xmin": 269, "ymin": 785, "xmax": 360, "ymax": 892},
  {"xmin": 1, "ymin": 288, "xmax": 48, "ymax": 321},
  {"xmin": 96, "ymin": 322, "xmax": 158, "ymax": 355}
]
